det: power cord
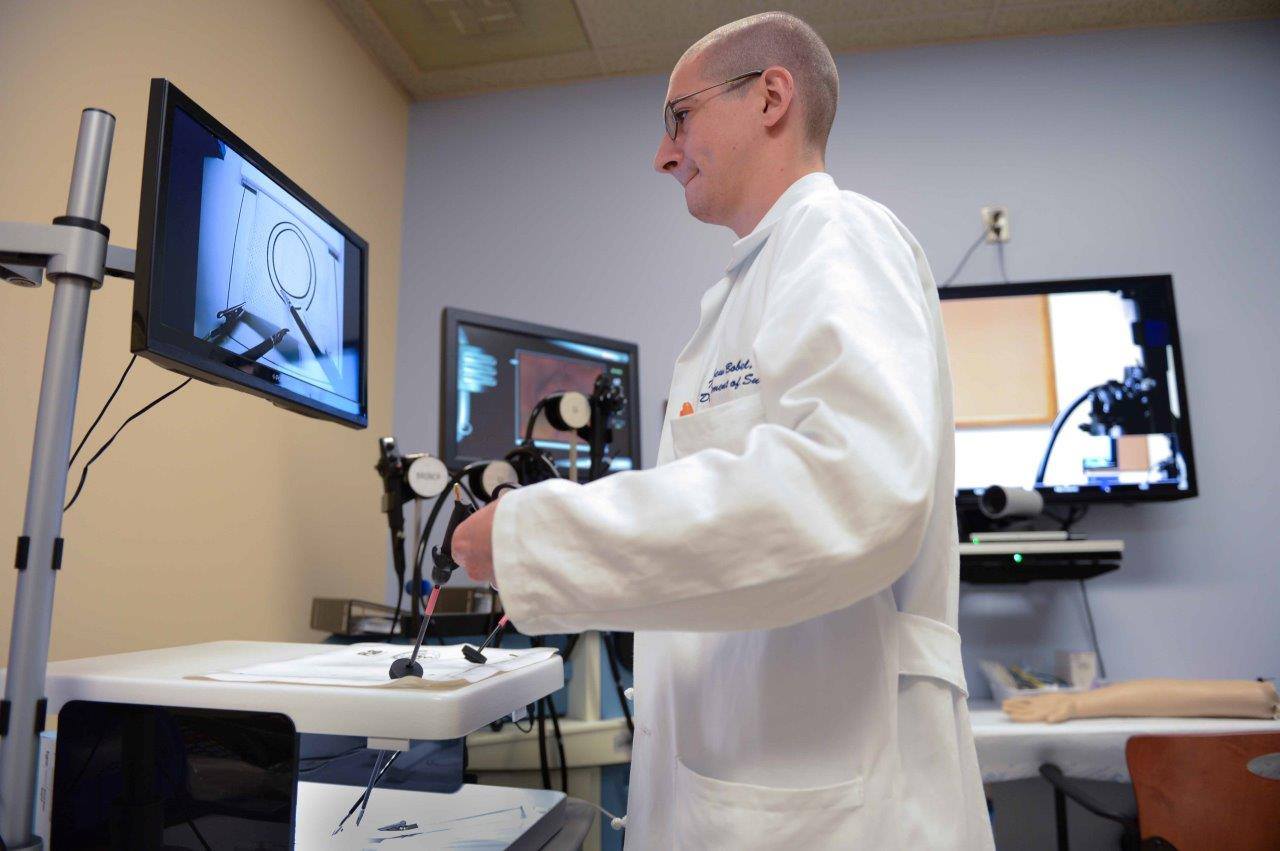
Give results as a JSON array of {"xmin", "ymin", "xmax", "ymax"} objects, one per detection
[
  {"xmin": 69, "ymin": 355, "xmax": 137, "ymax": 467},
  {"xmin": 581, "ymin": 799, "xmax": 628, "ymax": 832},
  {"xmin": 298, "ymin": 745, "xmax": 366, "ymax": 774},
  {"xmin": 1045, "ymin": 504, "xmax": 1089, "ymax": 532},
  {"xmin": 1078, "ymin": 579, "xmax": 1107, "ymax": 680},
  {"xmin": 545, "ymin": 695, "xmax": 568, "ymax": 793},
  {"xmin": 64, "ymin": 376, "xmax": 192, "ymax": 512},
  {"xmin": 940, "ymin": 229, "xmax": 988, "ymax": 288},
  {"xmin": 602, "ymin": 632, "xmax": 634, "ymax": 735}
]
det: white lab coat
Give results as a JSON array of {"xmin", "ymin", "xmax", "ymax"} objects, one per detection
[{"xmin": 492, "ymin": 172, "xmax": 994, "ymax": 849}]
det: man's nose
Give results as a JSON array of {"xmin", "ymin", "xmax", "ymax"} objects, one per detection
[{"xmin": 654, "ymin": 132, "xmax": 681, "ymax": 174}]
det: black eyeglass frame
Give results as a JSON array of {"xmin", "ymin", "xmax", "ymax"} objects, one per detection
[{"xmin": 664, "ymin": 69, "xmax": 765, "ymax": 140}]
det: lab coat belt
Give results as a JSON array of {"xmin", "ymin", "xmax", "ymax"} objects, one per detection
[{"xmin": 896, "ymin": 611, "xmax": 968, "ymax": 697}]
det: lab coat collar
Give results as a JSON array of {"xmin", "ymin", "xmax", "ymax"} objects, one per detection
[{"xmin": 726, "ymin": 171, "xmax": 838, "ymax": 274}]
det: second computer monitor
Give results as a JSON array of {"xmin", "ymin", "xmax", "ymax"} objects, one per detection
[
  {"xmin": 940, "ymin": 275, "xmax": 1196, "ymax": 505},
  {"xmin": 440, "ymin": 309, "xmax": 640, "ymax": 475}
]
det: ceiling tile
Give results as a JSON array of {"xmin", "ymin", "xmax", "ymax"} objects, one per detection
[
  {"xmin": 332, "ymin": 0, "xmax": 1279, "ymax": 100},
  {"xmin": 594, "ymin": 39, "xmax": 690, "ymax": 76},
  {"xmin": 574, "ymin": 0, "xmax": 772, "ymax": 49},
  {"xmin": 823, "ymin": 10, "xmax": 996, "ymax": 53},
  {"xmin": 370, "ymin": 0, "xmax": 589, "ymax": 70},
  {"xmin": 327, "ymin": 0, "xmax": 423, "ymax": 94},
  {"xmin": 991, "ymin": 0, "xmax": 1280, "ymax": 36},
  {"xmin": 416, "ymin": 48, "xmax": 603, "ymax": 98}
]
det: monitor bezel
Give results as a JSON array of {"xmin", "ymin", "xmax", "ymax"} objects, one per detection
[
  {"xmin": 440, "ymin": 308, "xmax": 642, "ymax": 474},
  {"xmin": 940, "ymin": 274, "xmax": 1198, "ymax": 506},
  {"xmin": 131, "ymin": 78, "xmax": 369, "ymax": 429}
]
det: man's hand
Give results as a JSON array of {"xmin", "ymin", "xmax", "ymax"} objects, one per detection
[{"xmin": 452, "ymin": 500, "xmax": 499, "ymax": 586}]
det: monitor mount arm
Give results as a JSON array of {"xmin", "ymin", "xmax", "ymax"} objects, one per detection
[
  {"xmin": 0, "ymin": 108, "xmax": 133, "ymax": 851},
  {"xmin": 1, "ymin": 221, "xmax": 135, "ymax": 288}
]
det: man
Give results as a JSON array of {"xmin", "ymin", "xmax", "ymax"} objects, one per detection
[{"xmin": 453, "ymin": 12, "xmax": 994, "ymax": 850}]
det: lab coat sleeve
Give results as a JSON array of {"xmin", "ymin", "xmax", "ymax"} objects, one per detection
[{"xmin": 492, "ymin": 199, "xmax": 941, "ymax": 634}]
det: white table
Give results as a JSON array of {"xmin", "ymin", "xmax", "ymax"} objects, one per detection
[
  {"xmin": 13, "ymin": 641, "xmax": 563, "ymax": 741},
  {"xmin": 968, "ymin": 700, "xmax": 1280, "ymax": 782}
]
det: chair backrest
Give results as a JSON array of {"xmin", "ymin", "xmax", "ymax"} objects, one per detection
[{"xmin": 1126, "ymin": 731, "xmax": 1280, "ymax": 851}]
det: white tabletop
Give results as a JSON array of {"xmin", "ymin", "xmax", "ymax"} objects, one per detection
[
  {"xmin": 968, "ymin": 700, "xmax": 1280, "ymax": 782},
  {"xmin": 11, "ymin": 641, "xmax": 563, "ymax": 741}
]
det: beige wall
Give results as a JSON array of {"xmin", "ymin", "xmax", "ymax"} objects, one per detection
[{"xmin": 0, "ymin": 0, "xmax": 409, "ymax": 661}]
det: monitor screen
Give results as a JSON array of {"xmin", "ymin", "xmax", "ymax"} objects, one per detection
[
  {"xmin": 939, "ymin": 276, "xmax": 1196, "ymax": 504},
  {"xmin": 132, "ymin": 79, "xmax": 367, "ymax": 427},
  {"xmin": 441, "ymin": 309, "xmax": 640, "ymax": 474},
  {"xmin": 52, "ymin": 700, "xmax": 296, "ymax": 849}
]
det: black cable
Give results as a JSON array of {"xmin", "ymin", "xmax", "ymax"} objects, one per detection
[
  {"xmin": 403, "ymin": 462, "xmax": 488, "ymax": 626},
  {"xmin": 69, "ymin": 354, "xmax": 136, "ymax": 467},
  {"xmin": 1078, "ymin": 579, "xmax": 1107, "ymax": 680},
  {"xmin": 941, "ymin": 229, "xmax": 988, "ymax": 288},
  {"xmin": 602, "ymin": 632, "xmax": 634, "ymax": 735},
  {"xmin": 387, "ymin": 528, "xmax": 406, "ymax": 640},
  {"xmin": 299, "ymin": 745, "xmax": 365, "ymax": 773},
  {"xmin": 535, "ymin": 695, "xmax": 551, "ymax": 790},
  {"xmin": 184, "ymin": 812, "xmax": 214, "ymax": 851},
  {"xmin": 523, "ymin": 399, "xmax": 548, "ymax": 445},
  {"xmin": 1035, "ymin": 388, "xmax": 1094, "ymax": 485},
  {"xmin": 412, "ymin": 463, "xmax": 487, "ymax": 587},
  {"xmin": 546, "ymin": 696, "xmax": 568, "ymax": 793},
  {"xmin": 1065, "ymin": 505, "xmax": 1089, "ymax": 532},
  {"xmin": 153, "ymin": 749, "xmax": 214, "ymax": 851},
  {"xmin": 61, "ymin": 729, "xmax": 111, "ymax": 799},
  {"xmin": 64, "ymin": 377, "xmax": 192, "ymax": 512}
]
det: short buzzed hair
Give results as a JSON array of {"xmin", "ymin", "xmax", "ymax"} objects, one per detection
[{"xmin": 683, "ymin": 12, "xmax": 839, "ymax": 152}]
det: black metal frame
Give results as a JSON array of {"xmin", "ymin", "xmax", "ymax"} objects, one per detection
[
  {"xmin": 1039, "ymin": 763, "xmax": 1141, "ymax": 851},
  {"xmin": 132, "ymin": 78, "xmax": 370, "ymax": 428},
  {"xmin": 940, "ymin": 275, "xmax": 1197, "ymax": 506},
  {"xmin": 439, "ymin": 308, "xmax": 641, "ymax": 473}
]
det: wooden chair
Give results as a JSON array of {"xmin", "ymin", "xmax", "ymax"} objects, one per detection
[
  {"xmin": 1126, "ymin": 732, "xmax": 1280, "ymax": 850},
  {"xmin": 1039, "ymin": 731, "xmax": 1280, "ymax": 851}
]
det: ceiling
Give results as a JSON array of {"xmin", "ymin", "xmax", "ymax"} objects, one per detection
[{"xmin": 328, "ymin": 0, "xmax": 1280, "ymax": 100}]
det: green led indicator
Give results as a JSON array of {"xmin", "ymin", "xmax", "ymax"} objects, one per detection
[{"xmin": 1013, "ymin": 553, "xmax": 1023, "ymax": 564}]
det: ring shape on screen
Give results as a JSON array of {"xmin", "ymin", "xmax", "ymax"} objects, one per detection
[{"xmin": 267, "ymin": 221, "xmax": 316, "ymax": 309}]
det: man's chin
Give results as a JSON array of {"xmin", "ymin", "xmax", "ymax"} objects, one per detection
[{"xmin": 684, "ymin": 184, "xmax": 718, "ymax": 224}]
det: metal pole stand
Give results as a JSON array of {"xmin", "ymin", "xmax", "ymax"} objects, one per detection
[{"xmin": 0, "ymin": 108, "xmax": 136, "ymax": 851}]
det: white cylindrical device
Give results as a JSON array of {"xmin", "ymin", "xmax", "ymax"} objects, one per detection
[
  {"xmin": 470, "ymin": 459, "xmax": 519, "ymax": 501},
  {"xmin": 544, "ymin": 391, "xmax": 590, "ymax": 431},
  {"xmin": 978, "ymin": 485, "xmax": 1045, "ymax": 519},
  {"xmin": 406, "ymin": 454, "xmax": 449, "ymax": 498}
]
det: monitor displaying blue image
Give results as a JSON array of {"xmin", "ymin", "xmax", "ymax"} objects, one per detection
[{"xmin": 133, "ymin": 79, "xmax": 367, "ymax": 427}]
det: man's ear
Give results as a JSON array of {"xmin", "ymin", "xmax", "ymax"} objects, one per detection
[{"xmin": 759, "ymin": 66, "xmax": 796, "ymax": 130}]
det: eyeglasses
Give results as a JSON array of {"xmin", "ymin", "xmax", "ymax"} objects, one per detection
[{"xmin": 663, "ymin": 70, "xmax": 764, "ymax": 140}]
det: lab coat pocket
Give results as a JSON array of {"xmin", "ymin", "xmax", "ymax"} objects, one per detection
[
  {"xmin": 669, "ymin": 393, "xmax": 765, "ymax": 459},
  {"xmin": 674, "ymin": 757, "xmax": 866, "ymax": 851}
]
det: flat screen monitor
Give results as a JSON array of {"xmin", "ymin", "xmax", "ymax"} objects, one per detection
[
  {"xmin": 441, "ymin": 309, "xmax": 640, "ymax": 475},
  {"xmin": 939, "ymin": 275, "xmax": 1197, "ymax": 505},
  {"xmin": 132, "ymin": 79, "xmax": 368, "ymax": 427},
  {"xmin": 52, "ymin": 700, "xmax": 296, "ymax": 848}
]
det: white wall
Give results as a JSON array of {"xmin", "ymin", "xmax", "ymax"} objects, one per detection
[
  {"xmin": 1, "ymin": 0, "xmax": 408, "ymax": 663},
  {"xmin": 395, "ymin": 20, "xmax": 1280, "ymax": 848}
]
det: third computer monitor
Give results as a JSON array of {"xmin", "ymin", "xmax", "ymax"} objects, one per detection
[{"xmin": 939, "ymin": 275, "xmax": 1196, "ymax": 505}]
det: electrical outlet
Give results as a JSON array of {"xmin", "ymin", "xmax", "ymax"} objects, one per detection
[{"xmin": 982, "ymin": 206, "xmax": 1010, "ymax": 243}]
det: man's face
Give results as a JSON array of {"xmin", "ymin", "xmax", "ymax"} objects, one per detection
[{"xmin": 654, "ymin": 55, "xmax": 758, "ymax": 227}]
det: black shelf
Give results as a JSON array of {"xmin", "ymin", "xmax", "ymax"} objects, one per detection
[{"xmin": 960, "ymin": 558, "xmax": 1120, "ymax": 585}]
